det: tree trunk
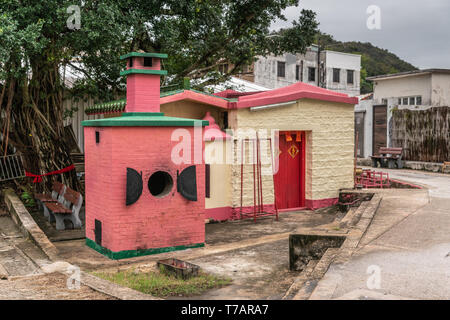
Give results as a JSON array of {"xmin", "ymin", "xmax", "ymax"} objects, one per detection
[{"xmin": 2, "ymin": 54, "xmax": 80, "ymax": 193}]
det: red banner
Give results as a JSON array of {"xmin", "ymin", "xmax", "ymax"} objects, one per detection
[{"xmin": 25, "ymin": 164, "xmax": 75, "ymax": 183}]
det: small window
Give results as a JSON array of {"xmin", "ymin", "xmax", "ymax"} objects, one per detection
[
  {"xmin": 409, "ymin": 97, "xmax": 415, "ymax": 105},
  {"xmin": 128, "ymin": 58, "xmax": 133, "ymax": 68},
  {"xmin": 205, "ymin": 164, "xmax": 210, "ymax": 198},
  {"xmin": 144, "ymin": 57, "xmax": 153, "ymax": 67},
  {"xmin": 295, "ymin": 65, "xmax": 300, "ymax": 81},
  {"xmin": 218, "ymin": 64, "xmax": 229, "ymax": 74},
  {"xmin": 416, "ymin": 96, "xmax": 422, "ymax": 105},
  {"xmin": 300, "ymin": 61, "xmax": 304, "ymax": 82},
  {"xmin": 308, "ymin": 67, "xmax": 316, "ymax": 82},
  {"xmin": 347, "ymin": 70, "xmax": 354, "ymax": 84},
  {"xmin": 95, "ymin": 131, "xmax": 100, "ymax": 144},
  {"xmin": 382, "ymin": 99, "xmax": 388, "ymax": 105},
  {"xmin": 398, "ymin": 98, "xmax": 402, "ymax": 105},
  {"xmin": 333, "ymin": 68, "xmax": 340, "ymax": 83},
  {"xmin": 277, "ymin": 61, "xmax": 285, "ymax": 78},
  {"xmin": 403, "ymin": 98, "xmax": 408, "ymax": 105}
]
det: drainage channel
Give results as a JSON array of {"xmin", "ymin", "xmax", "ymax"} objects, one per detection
[{"xmin": 282, "ymin": 192, "xmax": 381, "ymax": 300}]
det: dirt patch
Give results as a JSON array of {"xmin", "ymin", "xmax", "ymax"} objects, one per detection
[
  {"xmin": 0, "ymin": 273, "xmax": 115, "ymax": 300},
  {"xmin": 92, "ymin": 268, "xmax": 231, "ymax": 298},
  {"xmin": 180, "ymin": 239, "xmax": 301, "ymax": 300}
]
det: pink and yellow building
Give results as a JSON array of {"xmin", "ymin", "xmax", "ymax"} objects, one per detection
[{"xmin": 83, "ymin": 52, "xmax": 358, "ymax": 259}]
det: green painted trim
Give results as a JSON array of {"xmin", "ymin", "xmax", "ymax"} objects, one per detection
[
  {"xmin": 85, "ymin": 238, "xmax": 205, "ymax": 260},
  {"xmin": 160, "ymin": 89, "xmax": 185, "ymax": 98},
  {"xmin": 81, "ymin": 112, "xmax": 209, "ymax": 127},
  {"xmin": 182, "ymin": 77, "xmax": 191, "ymax": 90},
  {"xmin": 120, "ymin": 69, "xmax": 168, "ymax": 77},
  {"xmin": 85, "ymin": 99, "xmax": 126, "ymax": 115},
  {"xmin": 121, "ymin": 112, "xmax": 164, "ymax": 117},
  {"xmin": 120, "ymin": 52, "xmax": 168, "ymax": 60}
]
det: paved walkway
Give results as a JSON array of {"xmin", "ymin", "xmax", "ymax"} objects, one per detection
[
  {"xmin": 311, "ymin": 168, "xmax": 450, "ymax": 300},
  {"xmin": 0, "ymin": 213, "xmax": 111, "ymax": 299}
]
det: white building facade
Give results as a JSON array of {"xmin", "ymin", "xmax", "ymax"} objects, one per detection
[
  {"xmin": 355, "ymin": 69, "xmax": 450, "ymax": 158},
  {"xmin": 252, "ymin": 45, "xmax": 361, "ymax": 96}
]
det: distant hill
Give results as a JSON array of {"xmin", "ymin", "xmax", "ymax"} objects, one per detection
[{"xmin": 316, "ymin": 33, "xmax": 418, "ymax": 93}]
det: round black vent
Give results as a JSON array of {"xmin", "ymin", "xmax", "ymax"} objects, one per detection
[{"xmin": 148, "ymin": 171, "xmax": 173, "ymax": 198}]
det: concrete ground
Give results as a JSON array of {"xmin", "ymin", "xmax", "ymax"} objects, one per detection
[
  {"xmin": 311, "ymin": 168, "xmax": 450, "ymax": 300},
  {"xmin": 54, "ymin": 209, "xmax": 340, "ymax": 299},
  {"xmin": 0, "ymin": 208, "xmax": 113, "ymax": 300},
  {"xmin": 4, "ymin": 167, "xmax": 449, "ymax": 300},
  {"xmin": 55, "ymin": 209, "xmax": 338, "ymax": 270}
]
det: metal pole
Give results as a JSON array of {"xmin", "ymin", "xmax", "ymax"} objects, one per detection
[
  {"xmin": 252, "ymin": 140, "xmax": 257, "ymax": 222},
  {"xmin": 269, "ymin": 137, "xmax": 279, "ymax": 221},
  {"xmin": 240, "ymin": 139, "xmax": 244, "ymax": 219}
]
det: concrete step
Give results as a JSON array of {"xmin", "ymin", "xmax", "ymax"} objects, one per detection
[
  {"xmin": 0, "ymin": 248, "xmax": 41, "ymax": 277},
  {"xmin": 0, "ymin": 216, "xmax": 47, "ymax": 277}
]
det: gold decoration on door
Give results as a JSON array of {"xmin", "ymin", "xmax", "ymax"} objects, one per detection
[{"xmin": 288, "ymin": 144, "xmax": 299, "ymax": 158}]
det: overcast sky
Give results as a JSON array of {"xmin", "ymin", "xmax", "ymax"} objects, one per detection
[{"xmin": 271, "ymin": 0, "xmax": 450, "ymax": 69}]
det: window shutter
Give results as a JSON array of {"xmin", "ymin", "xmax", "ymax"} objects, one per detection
[
  {"xmin": 177, "ymin": 165, "xmax": 198, "ymax": 201},
  {"xmin": 126, "ymin": 168, "xmax": 143, "ymax": 206}
]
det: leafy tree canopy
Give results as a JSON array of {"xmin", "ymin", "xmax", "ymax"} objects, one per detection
[{"xmin": 0, "ymin": 0, "xmax": 318, "ymax": 189}]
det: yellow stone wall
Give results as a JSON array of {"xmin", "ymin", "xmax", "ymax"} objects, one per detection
[
  {"xmin": 232, "ymin": 98, "xmax": 355, "ymax": 206},
  {"xmin": 204, "ymin": 141, "xmax": 232, "ymax": 209},
  {"xmin": 158, "ymin": 98, "xmax": 354, "ymax": 210},
  {"xmin": 161, "ymin": 100, "xmax": 227, "ymax": 128}
]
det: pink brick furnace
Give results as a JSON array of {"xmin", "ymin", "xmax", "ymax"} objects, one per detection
[{"xmin": 82, "ymin": 52, "xmax": 208, "ymax": 259}]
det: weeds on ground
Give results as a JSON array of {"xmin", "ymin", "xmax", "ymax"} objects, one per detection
[
  {"xmin": 19, "ymin": 185, "xmax": 36, "ymax": 208},
  {"xmin": 92, "ymin": 268, "xmax": 231, "ymax": 297}
]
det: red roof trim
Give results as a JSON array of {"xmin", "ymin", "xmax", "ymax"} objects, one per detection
[
  {"xmin": 236, "ymin": 91, "xmax": 358, "ymax": 108},
  {"xmin": 160, "ymin": 90, "xmax": 229, "ymax": 109},
  {"xmin": 160, "ymin": 83, "xmax": 358, "ymax": 111},
  {"xmin": 236, "ymin": 82, "xmax": 358, "ymax": 108},
  {"xmin": 214, "ymin": 89, "xmax": 266, "ymax": 99}
]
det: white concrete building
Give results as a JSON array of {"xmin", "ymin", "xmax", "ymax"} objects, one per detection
[
  {"xmin": 206, "ymin": 76, "xmax": 270, "ymax": 93},
  {"xmin": 367, "ymin": 69, "xmax": 450, "ymax": 107},
  {"xmin": 250, "ymin": 45, "xmax": 361, "ymax": 96},
  {"xmin": 355, "ymin": 69, "xmax": 450, "ymax": 158}
]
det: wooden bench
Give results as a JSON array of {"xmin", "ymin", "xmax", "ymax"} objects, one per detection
[
  {"xmin": 34, "ymin": 181, "xmax": 66, "ymax": 219},
  {"xmin": 371, "ymin": 147, "xmax": 404, "ymax": 169},
  {"xmin": 44, "ymin": 187, "xmax": 83, "ymax": 231}
]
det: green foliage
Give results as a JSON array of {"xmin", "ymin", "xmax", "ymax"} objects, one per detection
[
  {"xmin": 1, "ymin": 0, "xmax": 318, "ymax": 99},
  {"xmin": 19, "ymin": 185, "xmax": 36, "ymax": 208},
  {"xmin": 93, "ymin": 268, "xmax": 232, "ymax": 297},
  {"xmin": 316, "ymin": 32, "xmax": 418, "ymax": 93},
  {"xmin": 0, "ymin": 0, "xmax": 318, "ymax": 185}
]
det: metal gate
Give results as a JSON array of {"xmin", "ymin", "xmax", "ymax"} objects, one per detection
[
  {"xmin": 373, "ymin": 105, "xmax": 387, "ymax": 156},
  {"xmin": 0, "ymin": 154, "xmax": 26, "ymax": 182},
  {"xmin": 355, "ymin": 112, "xmax": 365, "ymax": 157}
]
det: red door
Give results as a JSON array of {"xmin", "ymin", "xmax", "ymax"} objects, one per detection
[{"xmin": 274, "ymin": 132, "xmax": 305, "ymax": 210}]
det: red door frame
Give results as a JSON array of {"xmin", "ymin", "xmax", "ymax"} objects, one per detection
[{"xmin": 275, "ymin": 131, "xmax": 306, "ymax": 211}]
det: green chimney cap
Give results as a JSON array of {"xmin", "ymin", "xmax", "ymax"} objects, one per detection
[{"xmin": 120, "ymin": 52, "xmax": 168, "ymax": 60}]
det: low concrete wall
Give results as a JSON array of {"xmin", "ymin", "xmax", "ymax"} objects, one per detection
[
  {"xmin": 2, "ymin": 188, "xmax": 59, "ymax": 261},
  {"xmin": 357, "ymin": 158, "xmax": 450, "ymax": 174}
]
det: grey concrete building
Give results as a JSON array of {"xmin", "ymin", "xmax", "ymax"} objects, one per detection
[{"xmin": 250, "ymin": 45, "xmax": 361, "ymax": 96}]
